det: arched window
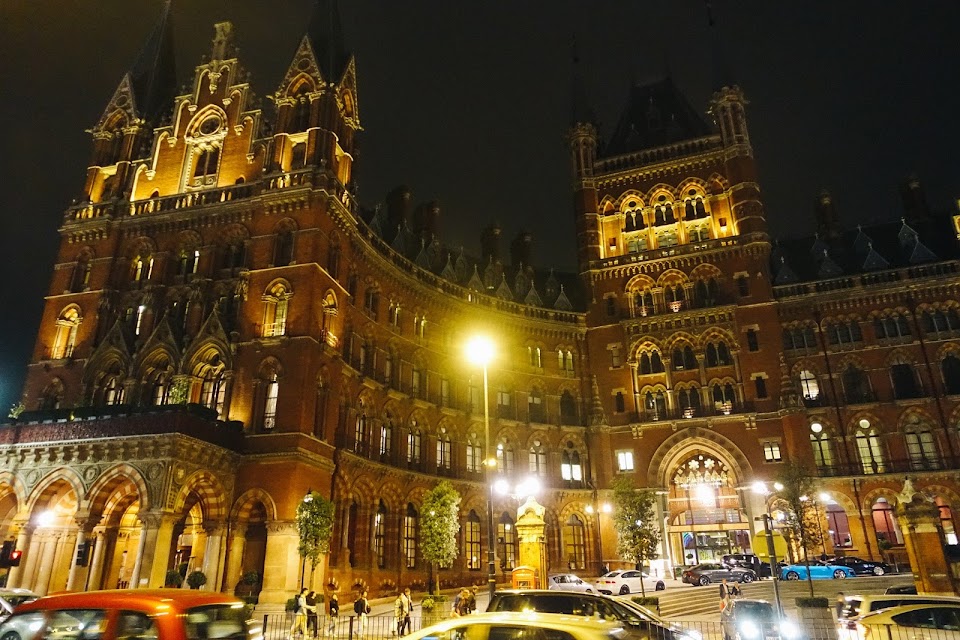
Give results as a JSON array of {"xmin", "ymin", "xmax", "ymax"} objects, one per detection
[
  {"xmin": 810, "ymin": 426, "xmax": 834, "ymax": 470},
  {"xmin": 262, "ymin": 282, "xmax": 291, "ymax": 337},
  {"xmin": 528, "ymin": 388, "xmax": 545, "ymax": 423},
  {"xmin": 942, "ymin": 354, "xmax": 960, "ymax": 395},
  {"xmin": 937, "ymin": 497, "xmax": 958, "ymax": 545},
  {"xmin": 497, "ymin": 387, "xmax": 513, "ymax": 419},
  {"xmin": 274, "ymin": 228, "xmax": 295, "ymax": 266},
  {"xmin": 529, "ymin": 346, "xmax": 542, "ymax": 368},
  {"xmin": 437, "ymin": 431, "xmax": 452, "ymax": 471},
  {"xmin": 101, "ymin": 371, "xmax": 125, "ymax": 406},
  {"xmin": 891, "ymin": 362, "xmax": 921, "ymax": 399},
  {"xmin": 498, "ymin": 512, "xmax": 517, "ymax": 571},
  {"xmin": 645, "ymin": 390, "xmax": 666, "ymax": 420},
  {"xmin": 404, "ymin": 504, "xmax": 418, "ymax": 569},
  {"xmin": 799, "ymin": 370, "xmax": 820, "ymax": 400},
  {"xmin": 145, "ymin": 363, "xmax": 171, "ymax": 406},
  {"xmin": 716, "ymin": 343, "xmax": 731, "ymax": 366},
  {"xmin": 855, "ymin": 420, "xmax": 885, "ymax": 473},
  {"xmin": 529, "ymin": 443, "xmax": 547, "ymax": 476},
  {"xmin": 327, "ymin": 244, "xmax": 341, "ymax": 279},
  {"xmin": 412, "ymin": 363, "xmax": 423, "ymax": 399},
  {"xmin": 904, "ymin": 423, "xmax": 940, "ymax": 470},
  {"xmin": 384, "ymin": 351, "xmax": 395, "ymax": 388},
  {"xmin": 466, "ymin": 436, "xmax": 482, "ymax": 473},
  {"xmin": 262, "ymin": 372, "xmax": 279, "ymax": 429},
  {"xmin": 842, "ymin": 364, "xmax": 872, "ymax": 404},
  {"xmin": 651, "ymin": 351, "xmax": 664, "ymax": 372},
  {"xmin": 39, "ymin": 379, "xmax": 64, "ymax": 410},
  {"xmin": 380, "ymin": 419, "xmax": 393, "ymax": 459},
  {"xmin": 465, "ymin": 510, "xmax": 481, "ymax": 570},
  {"xmin": 678, "ymin": 387, "xmax": 702, "ymax": 417},
  {"xmin": 52, "ymin": 307, "xmax": 81, "ymax": 359},
  {"xmin": 561, "ymin": 443, "xmax": 583, "ymax": 484},
  {"xmin": 407, "ymin": 426, "xmax": 422, "ymax": 465},
  {"xmin": 560, "ymin": 390, "xmax": 578, "ymax": 425},
  {"xmin": 191, "ymin": 144, "xmax": 221, "ymax": 187},
  {"xmin": 872, "ymin": 498, "xmax": 902, "ymax": 545},
  {"xmin": 712, "ymin": 383, "xmax": 736, "ymax": 413},
  {"xmin": 373, "ymin": 501, "xmax": 387, "ymax": 568},
  {"xmin": 564, "ymin": 515, "xmax": 586, "ymax": 570},
  {"xmin": 496, "ymin": 441, "xmax": 515, "ymax": 474},
  {"xmin": 177, "ymin": 248, "xmax": 200, "ymax": 279},
  {"xmin": 354, "ymin": 412, "xmax": 368, "ymax": 454},
  {"xmin": 705, "ymin": 344, "xmax": 718, "ymax": 368},
  {"xmin": 71, "ymin": 253, "xmax": 92, "ymax": 292}
]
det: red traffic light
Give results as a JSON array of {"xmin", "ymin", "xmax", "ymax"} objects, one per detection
[{"xmin": 8, "ymin": 550, "xmax": 21, "ymax": 566}]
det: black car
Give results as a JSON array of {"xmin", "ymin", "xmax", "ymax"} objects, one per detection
[
  {"xmin": 487, "ymin": 590, "xmax": 700, "ymax": 640},
  {"xmin": 681, "ymin": 563, "xmax": 757, "ymax": 586},
  {"xmin": 830, "ymin": 556, "xmax": 892, "ymax": 576},
  {"xmin": 721, "ymin": 554, "xmax": 775, "ymax": 578}
]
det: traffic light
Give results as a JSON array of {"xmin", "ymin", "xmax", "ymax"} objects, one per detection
[
  {"xmin": 0, "ymin": 540, "xmax": 20, "ymax": 568},
  {"xmin": 75, "ymin": 541, "xmax": 90, "ymax": 567}
]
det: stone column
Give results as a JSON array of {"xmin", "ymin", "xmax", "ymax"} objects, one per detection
[
  {"xmin": 34, "ymin": 534, "xmax": 59, "ymax": 595},
  {"xmin": 223, "ymin": 523, "xmax": 248, "ymax": 594},
  {"xmin": 629, "ymin": 363, "xmax": 641, "ymax": 418},
  {"xmin": 515, "ymin": 498, "xmax": 547, "ymax": 589},
  {"xmin": 129, "ymin": 521, "xmax": 149, "ymax": 588},
  {"xmin": 259, "ymin": 520, "xmax": 300, "ymax": 605},
  {"xmin": 6, "ymin": 520, "xmax": 33, "ymax": 589},
  {"xmin": 20, "ymin": 530, "xmax": 45, "ymax": 591},
  {"xmin": 202, "ymin": 521, "xmax": 225, "ymax": 590},
  {"xmin": 895, "ymin": 482, "xmax": 958, "ymax": 595},
  {"xmin": 86, "ymin": 529, "xmax": 108, "ymax": 590},
  {"xmin": 137, "ymin": 511, "xmax": 179, "ymax": 589},
  {"xmin": 66, "ymin": 524, "xmax": 90, "ymax": 591}
]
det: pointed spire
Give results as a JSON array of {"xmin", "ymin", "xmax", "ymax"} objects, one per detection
[
  {"xmin": 129, "ymin": 0, "xmax": 177, "ymax": 121},
  {"xmin": 589, "ymin": 375, "xmax": 607, "ymax": 426},
  {"xmin": 307, "ymin": 0, "xmax": 349, "ymax": 82},
  {"xmin": 778, "ymin": 354, "xmax": 800, "ymax": 410}
]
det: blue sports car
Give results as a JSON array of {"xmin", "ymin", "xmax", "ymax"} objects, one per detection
[{"xmin": 779, "ymin": 561, "xmax": 856, "ymax": 580}]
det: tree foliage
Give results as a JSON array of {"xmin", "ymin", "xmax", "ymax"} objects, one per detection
[
  {"xmin": 611, "ymin": 476, "xmax": 661, "ymax": 595},
  {"xmin": 296, "ymin": 490, "xmax": 336, "ymax": 573},
  {"xmin": 773, "ymin": 460, "xmax": 823, "ymax": 597},
  {"xmin": 420, "ymin": 480, "xmax": 462, "ymax": 590}
]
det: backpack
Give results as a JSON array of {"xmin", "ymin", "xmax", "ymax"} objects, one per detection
[
  {"xmin": 354, "ymin": 598, "xmax": 364, "ymax": 615},
  {"xmin": 293, "ymin": 597, "xmax": 302, "ymax": 614}
]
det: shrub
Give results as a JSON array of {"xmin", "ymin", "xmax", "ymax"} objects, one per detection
[
  {"xmin": 165, "ymin": 570, "xmax": 183, "ymax": 588},
  {"xmin": 796, "ymin": 596, "xmax": 830, "ymax": 608},
  {"xmin": 630, "ymin": 596, "xmax": 660, "ymax": 607},
  {"xmin": 186, "ymin": 570, "xmax": 208, "ymax": 589},
  {"xmin": 241, "ymin": 571, "xmax": 261, "ymax": 585}
]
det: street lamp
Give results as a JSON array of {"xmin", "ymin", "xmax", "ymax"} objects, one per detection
[
  {"xmin": 585, "ymin": 499, "xmax": 612, "ymax": 575},
  {"xmin": 750, "ymin": 482, "xmax": 784, "ymax": 621},
  {"xmin": 466, "ymin": 335, "xmax": 497, "ymax": 600}
]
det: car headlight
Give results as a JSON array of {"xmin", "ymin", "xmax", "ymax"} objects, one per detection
[{"xmin": 739, "ymin": 621, "xmax": 760, "ymax": 639}]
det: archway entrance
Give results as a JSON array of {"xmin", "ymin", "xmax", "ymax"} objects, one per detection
[{"xmin": 667, "ymin": 452, "xmax": 750, "ymax": 566}]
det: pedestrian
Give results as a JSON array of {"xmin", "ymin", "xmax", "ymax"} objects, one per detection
[
  {"xmin": 835, "ymin": 592, "xmax": 845, "ymax": 619},
  {"xmin": 466, "ymin": 588, "xmax": 477, "ymax": 615},
  {"xmin": 354, "ymin": 589, "xmax": 370, "ymax": 637},
  {"xmin": 395, "ymin": 587, "xmax": 412, "ymax": 635},
  {"xmin": 290, "ymin": 588, "xmax": 309, "ymax": 639},
  {"xmin": 719, "ymin": 579, "xmax": 730, "ymax": 611},
  {"xmin": 327, "ymin": 593, "xmax": 339, "ymax": 636},
  {"xmin": 452, "ymin": 588, "xmax": 470, "ymax": 617},
  {"xmin": 306, "ymin": 590, "xmax": 319, "ymax": 638}
]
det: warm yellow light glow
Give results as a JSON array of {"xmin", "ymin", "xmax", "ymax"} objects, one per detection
[
  {"xmin": 601, "ymin": 503, "xmax": 612, "ymax": 513},
  {"xmin": 819, "ymin": 492, "xmax": 832, "ymax": 503},
  {"xmin": 36, "ymin": 510, "xmax": 55, "ymax": 528},
  {"xmin": 585, "ymin": 505, "xmax": 594, "ymax": 514},
  {"xmin": 773, "ymin": 482, "xmax": 784, "ymax": 492},
  {"xmin": 494, "ymin": 479, "xmax": 510, "ymax": 495},
  {"xmin": 465, "ymin": 335, "xmax": 494, "ymax": 367},
  {"xmin": 751, "ymin": 481, "xmax": 769, "ymax": 495}
]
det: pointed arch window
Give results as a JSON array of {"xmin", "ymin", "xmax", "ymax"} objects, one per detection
[
  {"xmin": 645, "ymin": 390, "xmax": 667, "ymax": 420},
  {"xmin": 560, "ymin": 390, "xmax": 578, "ymax": 425},
  {"xmin": 712, "ymin": 383, "xmax": 736, "ymax": 414},
  {"xmin": 437, "ymin": 432, "xmax": 452, "ymax": 471},
  {"xmin": 407, "ymin": 426, "xmax": 422, "ymax": 465},
  {"xmin": 190, "ymin": 143, "xmax": 221, "ymax": 188},
  {"xmin": 465, "ymin": 510, "xmax": 481, "ymax": 570},
  {"xmin": 380, "ymin": 419, "xmax": 393, "ymax": 459},
  {"xmin": 528, "ymin": 387, "xmax": 545, "ymax": 423},
  {"xmin": 855, "ymin": 420, "xmax": 885, "ymax": 473},
  {"xmin": 874, "ymin": 315, "xmax": 912, "ymax": 341},
  {"xmin": 925, "ymin": 309, "xmax": 960, "ymax": 336},
  {"xmin": 101, "ymin": 371, "xmax": 125, "ymax": 406},
  {"xmin": 810, "ymin": 426, "xmax": 834, "ymax": 470},
  {"xmin": 678, "ymin": 387, "xmax": 702, "ymax": 417},
  {"xmin": 71, "ymin": 253, "xmax": 92, "ymax": 292},
  {"xmin": 404, "ymin": 504, "xmax": 418, "ymax": 569},
  {"xmin": 466, "ymin": 437, "xmax": 482, "ymax": 473},
  {"xmin": 496, "ymin": 441, "xmax": 515, "ymax": 475},
  {"xmin": 799, "ymin": 370, "xmax": 820, "ymax": 400},
  {"xmin": 373, "ymin": 501, "xmax": 387, "ymax": 568},
  {"xmin": 564, "ymin": 515, "xmax": 586, "ymax": 570},
  {"xmin": 274, "ymin": 229, "xmax": 295, "ymax": 266},
  {"xmin": 411, "ymin": 363, "xmax": 424, "ymax": 399},
  {"xmin": 943, "ymin": 354, "xmax": 960, "ymax": 395},
  {"xmin": 529, "ymin": 443, "xmax": 547, "ymax": 477},
  {"xmin": 262, "ymin": 373, "xmax": 279, "ymax": 429},
  {"xmin": 262, "ymin": 282, "xmax": 291, "ymax": 338},
  {"xmin": 498, "ymin": 512, "xmax": 517, "ymax": 571},
  {"xmin": 132, "ymin": 255, "xmax": 154, "ymax": 283},
  {"xmin": 561, "ymin": 444, "xmax": 583, "ymax": 484},
  {"xmin": 355, "ymin": 412, "xmax": 369, "ymax": 455},
  {"xmin": 905, "ymin": 424, "xmax": 940, "ymax": 470},
  {"xmin": 52, "ymin": 307, "xmax": 81, "ymax": 359},
  {"xmin": 842, "ymin": 364, "xmax": 872, "ymax": 404},
  {"xmin": 39, "ymin": 379, "xmax": 64, "ymax": 410},
  {"xmin": 891, "ymin": 362, "xmax": 921, "ymax": 399}
]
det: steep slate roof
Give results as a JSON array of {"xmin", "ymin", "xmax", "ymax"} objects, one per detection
[
  {"xmin": 771, "ymin": 216, "xmax": 958, "ymax": 285},
  {"xmin": 603, "ymin": 78, "xmax": 713, "ymax": 157},
  {"xmin": 306, "ymin": 0, "xmax": 351, "ymax": 81},
  {"xmin": 129, "ymin": 0, "xmax": 177, "ymax": 121}
]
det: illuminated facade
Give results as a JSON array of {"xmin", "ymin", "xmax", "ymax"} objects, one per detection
[{"xmin": 6, "ymin": 3, "xmax": 960, "ymax": 603}]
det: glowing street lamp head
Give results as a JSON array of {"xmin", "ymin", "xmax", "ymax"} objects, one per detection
[{"xmin": 465, "ymin": 335, "xmax": 494, "ymax": 367}]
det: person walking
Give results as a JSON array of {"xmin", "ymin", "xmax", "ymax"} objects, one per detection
[
  {"xmin": 306, "ymin": 591, "xmax": 319, "ymax": 638},
  {"xmin": 326, "ymin": 593, "xmax": 340, "ymax": 636},
  {"xmin": 452, "ymin": 589, "xmax": 470, "ymax": 617},
  {"xmin": 290, "ymin": 588, "xmax": 309, "ymax": 639},
  {"xmin": 395, "ymin": 587, "xmax": 413, "ymax": 636},
  {"xmin": 719, "ymin": 579, "xmax": 730, "ymax": 612},
  {"xmin": 465, "ymin": 588, "xmax": 477, "ymax": 615},
  {"xmin": 354, "ymin": 590, "xmax": 370, "ymax": 637}
]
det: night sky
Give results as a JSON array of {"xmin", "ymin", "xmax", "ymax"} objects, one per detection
[{"xmin": 1, "ymin": 1, "xmax": 958, "ymax": 411}]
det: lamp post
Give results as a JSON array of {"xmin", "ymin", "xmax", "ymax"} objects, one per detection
[
  {"xmin": 466, "ymin": 335, "xmax": 497, "ymax": 600},
  {"xmin": 585, "ymin": 495, "xmax": 611, "ymax": 575},
  {"xmin": 300, "ymin": 490, "xmax": 313, "ymax": 590}
]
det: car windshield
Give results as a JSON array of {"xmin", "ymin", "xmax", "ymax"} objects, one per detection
[
  {"xmin": 2, "ymin": 595, "xmax": 36, "ymax": 608},
  {"xmin": 490, "ymin": 594, "xmax": 619, "ymax": 622},
  {"xmin": 184, "ymin": 604, "xmax": 248, "ymax": 640},
  {"xmin": 734, "ymin": 602, "xmax": 774, "ymax": 621},
  {"xmin": 602, "ymin": 572, "xmax": 622, "ymax": 578}
]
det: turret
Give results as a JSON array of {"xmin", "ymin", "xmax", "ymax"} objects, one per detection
[
  {"xmin": 901, "ymin": 175, "xmax": 931, "ymax": 223},
  {"xmin": 815, "ymin": 190, "xmax": 842, "ymax": 240}
]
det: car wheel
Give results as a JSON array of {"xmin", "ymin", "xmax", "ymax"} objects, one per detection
[
  {"xmin": 785, "ymin": 571, "xmax": 800, "ymax": 581},
  {"xmin": 699, "ymin": 576, "xmax": 711, "ymax": 586},
  {"xmin": 2, "ymin": 632, "xmax": 21, "ymax": 640},
  {"xmin": 834, "ymin": 569, "xmax": 848, "ymax": 579},
  {"xmin": 873, "ymin": 566, "xmax": 885, "ymax": 576},
  {"xmin": 619, "ymin": 585, "xmax": 630, "ymax": 595},
  {"xmin": 656, "ymin": 581, "xmax": 665, "ymax": 591},
  {"xmin": 741, "ymin": 573, "xmax": 755, "ymax": 584}
]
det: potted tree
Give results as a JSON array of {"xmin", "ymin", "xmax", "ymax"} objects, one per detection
[
  {"xmin": 187, "ymin": 570, "xmax": 208, "ymax": 590},
  {"xmin": 165, "ymin": 570, "xmax": 183, "ymax": 588}
]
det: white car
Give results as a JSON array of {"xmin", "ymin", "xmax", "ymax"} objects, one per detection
[
  {"xmin": 593, "ymin": 570, "xmax": 665, "ymax": 595},
  {"xmin": 547, "ymin": 573, "xmax": 595, "ymax": 593},
  {"xmin": 855, "ymin": 603, "xmax": 960, "ymax": 640},
  {"xmin": 404, "ymin": 611, "xmax": 628, "ymax": 640},
  {"xmin": 0, "ymin": 590, "xmax": 37, "ymax": 622}
]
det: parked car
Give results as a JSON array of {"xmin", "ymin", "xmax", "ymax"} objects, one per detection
[
  {"xmin": 779, "ymin": 561, "xmax": 855, "ymax": 580},
  {"xmin": 616, "ymin": 596, "xmax": 704, "ymax": 640},
  {"xmin": 0, "ymin": 590, "xmax": 38, "ymax": 623},
  {"xmin": 837, "ymin": 594, "xmax": 960, "ymax": 634},
  {"xmin": 681, "ymin": 563, "xmax": 757, "ymax": 586},
  {"xmin": 487, "ymin": 589, "xmax": 699, "ymax": 640},
  {"xmin": 721, "ymin": 554, "xmax": 776, "ymax": 578},
  {"xmin": 885, "ymin": 584, "xmax": 918, "ymax": 595},
  {"xmin": 828, "ymin": 556, "xmax": 892, "ymax": 576},
  {"xmin": 720, "ymin": 599, "xmax": 799, "ymax": 640},
  {"xmin": 855, "ymin": 603, "xmax": 960, "ymax": 640},
  {"xmin": 405, "ymin": 611, "xmax": 630, "ymax": 640},
  {"xmin": 0, "ymin": 589, "xmax": 257, "ymax": 640},
  {"xmin": 547, "ymin": 573, "xmax": 596, "ymax": 593},
  {"xmin": 593, "ymin": 570, "xmax": 666, "ymax": 595}
]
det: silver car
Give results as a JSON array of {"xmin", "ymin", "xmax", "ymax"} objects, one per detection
[
  {"xmin": 547, "ymin": 573, "xmax": 595, "ymax": 593},
  {"xmin": 0, "ymin": 590, "xmax": 37, "ymax": 622}
]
